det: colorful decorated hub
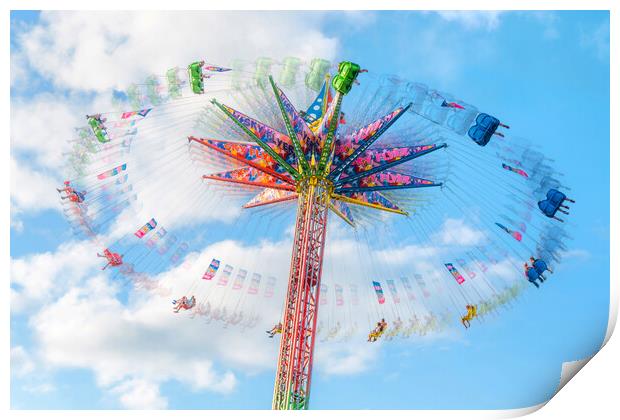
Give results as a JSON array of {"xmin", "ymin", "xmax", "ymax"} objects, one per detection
[{"xmin": 190, "ymin": 65, "xmax": 444, "ymax": 230}]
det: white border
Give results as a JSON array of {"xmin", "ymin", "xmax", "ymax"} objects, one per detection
[{"xmin": 2, "ymin": 1, "xmax": 617, "ymax": 419}]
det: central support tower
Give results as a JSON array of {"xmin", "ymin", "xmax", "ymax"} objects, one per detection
[{"xmin": 272, "ymin": 177, "xmax": 331, "ymax": 409}]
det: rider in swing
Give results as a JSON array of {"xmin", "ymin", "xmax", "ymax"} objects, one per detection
[
  {"xmin": 58, "ymin": 181, "xmax": 86, "ymax": 204},
  {"xmin": 97, "ymin": 249, "xmax": 123, "ymax": 270},
  {"xmin": 461, "ymin": 304, "xmax": 477, "ymax": 329},
  {"xmin": 368, "ymin": 318, "xmax": 388, "ymax": 342},
  {"xmin": 172, "ymin": 295, "xmax": 196, "ymax": 313},
  {"xmin": 266, "ymin": 322, "xmax": 283, "ymax": 338}
]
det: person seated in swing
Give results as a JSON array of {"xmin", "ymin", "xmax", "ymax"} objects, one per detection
[
  {"xmin": 97, "ymin": 249, "xmax": 123, "ymax": 270},
  {"xmin": 185, "ymin": 295, "xmax": 196, "ymax": 309},
  {"xmin": 56, "ymin": 181, "xmax": 74, "ymax": 194},
  {"xmin": 461, "ymin": 304, "xmax": 478, "ymax": 329},
  {"xmin": 376, "ymin": 318, "xmax": 388, "ymax": 334},
  {"xmin": 172, "ymin": 295, "xmax": 196, "ymax": 313},
  {"xmin": 367, "ymin": 326, "xmax": 379, "ymax": 342},
  {"xmin": 172, "ymin": 296, "xmax": 187, "ymax": 312},
  {"xmin": 530, "ymin": 257, "xmax": 553, "ymax": 276},
  {"xmin": 86, "ymin": 113, "xmax": 107, "ymax": 127},
  {"xmin": 60, "ymin": 188, "xmax": 86, "ymax": 203},
  {"xmin": 266, "ymin": 322, "xmax": 283, "ymax": 338},
  {"xmin": 368, "ymin": 318, "xmax": 388, "ymax": 342},
  {"xmin": 524, "ymin": 262, "xmax": 544, "ymax": 288}
]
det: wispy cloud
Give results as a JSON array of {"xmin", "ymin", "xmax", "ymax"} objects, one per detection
[
  {"xmin": 109, "ymin": 379, "xmax": 168, "ymax": 409},
  {"xmin": 529, "ymin": 11, "xmax": 561, "ymax": 40},
  {"xmin": 435, "ymin": 11, "xmax": 504, "ymax": 31},
  {"xmin": 11, "ymin": 346, "xmax": 35, "ymax": 377},
  {"xmin": 559, "ymin": 249, "xmax": 591, "ymax": 260},
  {"xmin": 13, "ymin": 11, "xmax": 339, "ymax": 92},
  {"xmin": 433, "ymin": 218, "xmax": 485, "ymax": 246},
  {"xmin": 580, "ymin": 19, "xmax": 610, "ymax": 61},
  {"xmin": 316, "ymin": 341, "xmax": 379, "ymax": 376},
  {"xmin": 22, "ymin": 382, "xmax": 56, "ymax": 395}
]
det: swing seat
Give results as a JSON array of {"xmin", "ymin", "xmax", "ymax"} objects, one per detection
[
  {"xmin": 526, "ymin": 267, "xmax": 540, "ymax": 281},
  {"xmin": 108, "ymin": 253, "xmax": 123, "ymax": 266},
  {"xmin": 188, "ymin": 61, "xmax": 205, "ymax": 94},
  {"xmin": 368, "ymin": 330, "xmax": 381, "ymax": 341},
  {"xmin": 467, "ymin": 113, "xmax": 500, "ymax": 146},
  {"xmin": 546, "ymin": 189, "xmax": 566, "ymax": 207},
  {"xmin": 538, "ymin": 188, "xmax": 567, "ymax": 218},
  {"xmin": 533, "ymin": 259, "xmax": 549, "ymax": 274},
  {"xmin": 538, "ymin": 199, "xmax": 558, "ymax": 218},
  {"xmin": 332, "ymin": 61, "xmax": 362, "ymax": 94}
]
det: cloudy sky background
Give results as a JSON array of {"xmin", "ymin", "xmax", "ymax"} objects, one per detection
[{"xmin": 9, "ymin": 10, "xmax": 610, "ymax": 409}]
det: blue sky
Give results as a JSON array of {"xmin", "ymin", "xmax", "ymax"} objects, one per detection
[{"xmin": 9, "ymin": 10, "xmax": 610, "ymax": 410}]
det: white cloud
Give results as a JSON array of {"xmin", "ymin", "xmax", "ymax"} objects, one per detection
[
  {"xmin": 10, "ymin": 50, "xmax": 29, "ymax": 89},
  {"xmin": 483, "ymin": 257, "xmax": 521, "ymax": 281},
  {"xmin": 433, "ymin": 218, "xmax": 484, "ymax": 246},
  {"xmin": 580, "ymin": 20, "xmax": 609, "ymax": 61},
  {"xmin": 387, "ymin": 20, "xmax": 498, "ymax": 88},
  {"xmin": 559, "ymin": 249, "xmax": 590, "ymax": 260},
  {"xmin": 316, "ymin": 341, "xmax": 378, "ymax": 376},
  {"xmin": 11, "ymin": 240, "xmax": 100, "ymax": 313},
  {"xmin": 11, "ymin": 346, "xmax": 58, "ymax": 395},
  {"xmin": 14, "ymin": 11, "xmax": 339, "ymax": 93},
  {"xmin": 11, "ymin": 95, "xmax": 83, "ymax": 172},
  {"xmin": 341, "ymin": 11, "xmax": 377, "ymax": 29},
  {"xmin": 10, "ymin": 157, "xmax": 61, "ymax": 214},
  {"xmin": 375, "ymin": 243, "xmax": 439, "ymax": 266},
  {"xmin": 30, "ymin": 275, "xmax": 242, "ymax": 404},
  {"xmin": 436, "ymin": 11, "xmax": 504, "ymax": 31},
  {"xmin": 10, "ymin": 94, "xmax": 86, "ymax": 218},
  {"xmin": 11, "ymin": 217, "xmax": 24, "ymax": 233},
  {"xmin": 529, "ymin": 11, "xmax": 560, "ymax": 40},
  {"xmin": 109, "ymin": 379, "xmax": 168, "ymax": 410},
  {"xmin": 17, "ymin": 237, "xmax": 293, "ymax": 407},
  {"xmin": 11, "ymin": 346, "xmax": 35, "ymax": 377},
  {"xmin": 22, "ymin": 382, "xmax": 56, "ymax": 395}
]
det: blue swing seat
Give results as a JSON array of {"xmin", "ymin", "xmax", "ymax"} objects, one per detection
[
  {"xmin": 538, "ymin": 188, "xmax": 567, "ymax": 218},
  {"xmin": 467, "ymin": 113, "xmax": 500, "ymax": 146},
  {"xmin": 526, "ymin": 267, "xmax": 540, "ymax": 282},
  {"xmin": 533, "ymin": 259, "xmax": 549, "ymax": 275}
]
